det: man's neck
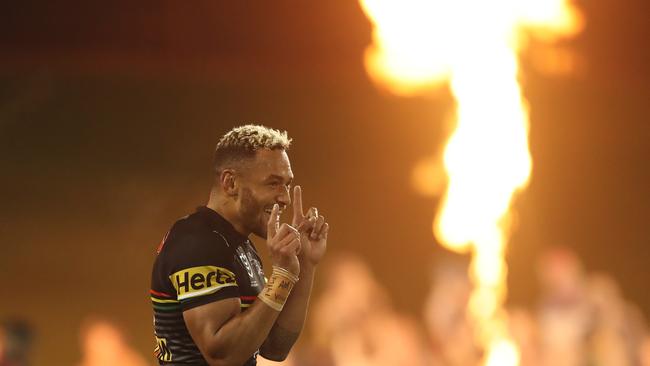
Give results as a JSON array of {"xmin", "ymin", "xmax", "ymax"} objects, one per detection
[{"xmin": 206, "ymin": 193, "xmax": 250, "ymax": 237}]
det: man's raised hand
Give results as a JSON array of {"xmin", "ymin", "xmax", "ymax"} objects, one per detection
[
  {"xmin": 266, "ymin": 203, "xmax": 301, "ymax": 276},
  {"xmin": 291, "ymin": 186, "xmax": 328, "ymax": 266}
]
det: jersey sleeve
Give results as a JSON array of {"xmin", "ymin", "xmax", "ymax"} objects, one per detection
[{"xmin": 164, "ymin": 228, "xmax": 241, "ymax": 311}]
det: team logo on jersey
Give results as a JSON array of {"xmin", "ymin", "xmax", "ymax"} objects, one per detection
[
  {"xmin": 170, "ymin": 266, "xmax": 237, "ymax": 300},
  {"xmin": 236, "ymin": 246, "xmax": 259, "ymax": 287},
  {"xmin": 155, "ymin": 336, "xmax": 172, "ymax": 362},
  {"xmin": 247, "ymin": 251, "xmax": 265, "ymax": 284}
]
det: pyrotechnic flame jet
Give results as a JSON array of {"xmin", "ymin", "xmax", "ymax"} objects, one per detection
[{"xmin": 359, "ymin": 0, "xmax": 583, "ymax": 364}]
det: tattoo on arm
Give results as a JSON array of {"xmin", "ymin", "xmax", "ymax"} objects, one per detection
[{"xmin": 259, "ymin": 323, "xmax": 300, "ymax": 361}]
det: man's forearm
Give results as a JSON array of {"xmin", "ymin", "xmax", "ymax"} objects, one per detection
[
  {"xmin": 260, "ymin": 264, "xmax": 316, "ymax": 360},
  {"xmin": 277, "ymin": 264, "xmax": 316, "ymax": 331}
]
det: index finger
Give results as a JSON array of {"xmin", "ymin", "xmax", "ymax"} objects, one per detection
[
  {"xmin": 267, "ymin": 203, "xmax": 280, "ymax": 239},
  {"xmin": 292, "ymin": 185, "xmax": 304, "ymax": 224}
]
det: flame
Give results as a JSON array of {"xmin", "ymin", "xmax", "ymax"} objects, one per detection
[{"xmin": 359, "ymin": 0, "xmax": 583, "ymax": 365}]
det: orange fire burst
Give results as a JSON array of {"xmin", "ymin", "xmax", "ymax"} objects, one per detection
[{"xmin": 359, "ymin": 0, "xmax": 583, "ymax": 365}]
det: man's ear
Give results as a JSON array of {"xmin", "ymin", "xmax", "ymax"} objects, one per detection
[{"xmin": 219, "ymin": 169, "xmax": 239, "ymax": 197}]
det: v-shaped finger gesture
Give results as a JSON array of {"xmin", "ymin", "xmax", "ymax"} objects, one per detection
[{"xmin": 291, "ymin": 186, "xmax": 329, "ymax": 266}]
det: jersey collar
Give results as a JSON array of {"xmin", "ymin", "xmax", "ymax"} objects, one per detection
[{"xmin": 196, "ymin": 206, "xmax": 250, "ymax": 244}]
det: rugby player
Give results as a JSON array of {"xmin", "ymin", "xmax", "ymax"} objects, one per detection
[{"xmin": 150, "ymin": 125, "xmax": 329, "ymax": 365}]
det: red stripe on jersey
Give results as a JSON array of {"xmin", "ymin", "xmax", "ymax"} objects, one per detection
[
  {"xmin": 150, "ymin": 289, "xmax": 173, "ymax": 298},
  {"xmin": 156, "ymin": 231, "xmax": 170, "ymax": 254},
  {"xmin": 240, "ymin": 296, "xmax": 257, "ymax": 301}
]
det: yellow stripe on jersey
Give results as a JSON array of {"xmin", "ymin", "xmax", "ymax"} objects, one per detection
[{"xmin": 151, "ymin": 297, "xmax": 180, "ymax": 304}]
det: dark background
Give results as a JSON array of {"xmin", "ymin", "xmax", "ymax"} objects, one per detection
[{"xmin": 1, "ymin": 0, "xmax": 648, "ymax": 364}]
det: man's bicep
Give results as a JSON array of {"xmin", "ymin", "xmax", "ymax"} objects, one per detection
[{"xmin": 183, "ymin": 298, "xmax": 241, "ymax": 360}]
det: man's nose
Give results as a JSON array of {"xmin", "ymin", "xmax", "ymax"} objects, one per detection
[{"xmin": 277, "ymin": 186, "xmax": 291, "ymax": 206}]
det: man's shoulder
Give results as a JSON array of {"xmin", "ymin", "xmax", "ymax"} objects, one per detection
[
  {"xmin": 162, "ymin": 212, "xmax": 232, "ymax": 258},
  {"xmin": 168, "ymin": 212, "xmax": 205, "ymax": 236},
  {"xmin": 152, "ymin": 211, "xmax": 243, "ymax": 308}
]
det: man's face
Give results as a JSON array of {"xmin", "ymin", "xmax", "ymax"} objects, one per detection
[{"xmin": 237, "ymin": 148, "xmax": 293, "ymax": 238}]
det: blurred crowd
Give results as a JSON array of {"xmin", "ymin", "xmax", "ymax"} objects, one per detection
[
  {"xmin": 268, "ymin": 248, "xmax": 650, "ymax": 366},
  {"xmin": 0, "ymin": 320, "xmax": 33, "ymax": 366},
  {"xmin": 2, "ymin": 247, "xmax": 649, "ymax": 366}
]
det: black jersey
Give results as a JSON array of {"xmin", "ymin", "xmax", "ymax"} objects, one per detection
[{"xmin": 150, "ymin": 206, "xmax": 266, "ymax": 366}]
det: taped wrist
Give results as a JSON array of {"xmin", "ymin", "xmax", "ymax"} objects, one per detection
[{"xmin": 257, "ymin": 266, "xmax": 299, "ymax": 311}]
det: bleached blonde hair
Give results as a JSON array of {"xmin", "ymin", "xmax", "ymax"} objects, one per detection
[{"xmin": 213, "ymin": 124, "xmax": 292, "ymax": 173}]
